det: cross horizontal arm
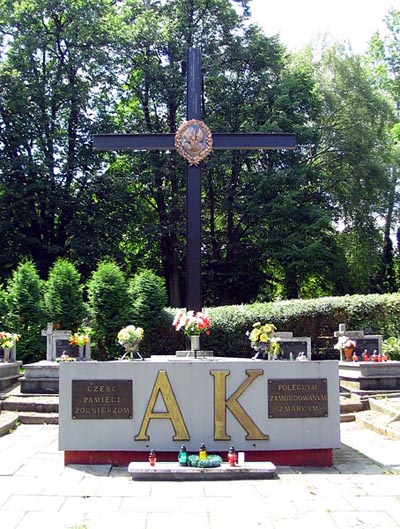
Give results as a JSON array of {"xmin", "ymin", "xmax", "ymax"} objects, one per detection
[
  {"xmin": 93, "ymin": 134, "xmax": 175, "ymax": 151},
  {"xmin": 93, "ymin": 132, "xmax": 296, "ymax": 152},
  {"xmin": 213, "ymin": 133, "xmax": 296, "ymax": 150}
]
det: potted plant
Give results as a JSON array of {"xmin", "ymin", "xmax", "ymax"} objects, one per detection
[
  {"xmin": 247, "ymin": 322, "xmax": 281, "ymax": 360},
  {"xmin": 172, "ymin": 310, "xmax": 210, "ymax": 351}
]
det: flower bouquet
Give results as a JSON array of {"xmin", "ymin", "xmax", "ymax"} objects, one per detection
[
  {"xmin": 0, "ymin": 332, "xmax": 20, "ymax": 349},
  {"xmin": 69, "ymin": 332, "xmax": 90, "ymax": 348},
  {"xmin": 247, "ymin": 321, "xmax": 281, "ymax": 359},
  {"xmin": 334, "ymin": 336, "xmax": 356, "ymax": 361},
  {"xmin": 173, "ymin": 310, "xmax": 210, "ymax": 352},
  {"xmin": 0, "ymin": 331, "xmax": 20, "ymax": 362},
  {"xmin": 117, "ymin": 325, "xmax": 144, "ymax": 360}
]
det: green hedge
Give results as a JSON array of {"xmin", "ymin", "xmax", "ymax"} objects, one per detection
[{"xmin": 151, "ymin": 294, "xmax": 400, "ymax": 358}]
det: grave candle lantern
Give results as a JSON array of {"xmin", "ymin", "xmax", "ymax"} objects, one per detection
[
  {"xmin": 199, "ymin": 443, "xmax": 207, "ymax": 460},
  {"xmin": 178, "ymin": 444, "xmax": 188, "ymax": 466},
  {"xmin": 228, "ymin": 446, "xmax": 237, "ymax": 466},
  {"xmin": 149, "ymin": 449, "xmax": 157, "ymax": 467}
]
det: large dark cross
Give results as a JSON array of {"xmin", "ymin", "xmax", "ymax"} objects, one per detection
[{"xmin": 94, "ymin": 48, "xmax": 296, "ymax": 313}]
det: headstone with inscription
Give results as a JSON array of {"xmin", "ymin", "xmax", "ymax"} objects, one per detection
[{"xmin": 272, "ymin": 332, "xmax": 311, "ymax": 360}]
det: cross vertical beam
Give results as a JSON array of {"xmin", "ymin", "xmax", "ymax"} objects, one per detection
[{"xmin": 186, "ymin": 48, "xmax": 202, "ymax": 313}]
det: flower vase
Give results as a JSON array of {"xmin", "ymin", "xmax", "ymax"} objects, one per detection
[
  {"xmin": 190, "ymin": 335, "xmax": 200, "ymax": 351},
  {"xmin": 343, "ymin": 347, "xmax": 354, "ymax": 362},
  {"xmin": 3, "ymin": 347, "xmax": 10, "ymax": 363},
  {"xmin": 124, "ymin": 343, "xmax": 133, "ymax": 359}
]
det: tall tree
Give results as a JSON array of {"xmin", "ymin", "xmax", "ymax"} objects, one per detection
[
  {"xmin": 0, "ymin": 0, "xmax": 119, "ymax": 278},
  {"xmin": 368, "ymin": 9, "xmax": 400, "ymax": 291},
  {"xmin": 312, "ymin": 44, "xmax": 394, "ymax": 293}
]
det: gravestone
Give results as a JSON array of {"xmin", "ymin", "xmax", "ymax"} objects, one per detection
[
  {"xmin": 335, "ymin": 323, "xmax": 400, "ymax": 392},
  {"xmin": 20, "ymin": 323, "xmax": 91, "ymax": 394},
  {"xmin": 334, "ymin": 323, "xmax": 382, "ymax": 360},
  {"xmin": 272, "ymin": 332, "xmax": 311, "ymax": 360},
  {"xmin": 41, "ymin": 323, "xmax": 91, "ymax": 361},
  {"xmin": 59, "ymin": 357, "xmax": 340, "ymax": 467}
]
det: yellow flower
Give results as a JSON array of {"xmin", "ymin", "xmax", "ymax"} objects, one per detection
[
  {"xmin": 259, "ymin": 333, "xmax": 269, "ymax": 343},
  {"xmin": 249, "ymin": 328, "xmax": 261, "ymax": 342}
]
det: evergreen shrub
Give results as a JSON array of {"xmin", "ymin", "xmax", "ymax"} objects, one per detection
[
  {"xmin": 128, "ymin": 270, "xmax": 168, "ymax": 355},
  {"xmin": 44, "ymin": 258, "xmax": 87, "ymax": 331},
  {"xmin": 87, "ymin": 261, "xmax": 131, "ymax": 359},
  {"xmin": 5, "ymin": 261, "xmax": 46, "ymax": 363}
]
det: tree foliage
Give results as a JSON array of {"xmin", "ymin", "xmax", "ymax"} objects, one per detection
[
  {"xmin": 0, "ymin": 0, "xmax": 398, "ymax": 307},
  {"xmin": 0, "ymin": 0, "xmax": 121, "ymax": 277}
]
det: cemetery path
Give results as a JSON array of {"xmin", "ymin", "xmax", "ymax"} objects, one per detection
[{"xmin": 0, "ymin": 421, "xmax": 400, "ymax": 529}]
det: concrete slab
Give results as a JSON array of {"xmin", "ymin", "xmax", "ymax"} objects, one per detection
[{"xmin": 128, "ymin": 461, "xmax": 277, "ymax": 480}]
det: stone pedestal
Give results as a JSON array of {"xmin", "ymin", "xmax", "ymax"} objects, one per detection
[
  {"xmin": 20, "ymin": 361, "xmax": 60, "ymax": 394},
  {"xmin": 0, "ymin": 362, "xmax": 22, "ymax": 391},
  {"xmin": 339, "ymin": 361, "xmax": 400, "ymax": 392}
]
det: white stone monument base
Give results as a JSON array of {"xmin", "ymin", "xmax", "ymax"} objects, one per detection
[{"xmin": 59, "ymin": 357, "xmax": 340, "ymax": 467}]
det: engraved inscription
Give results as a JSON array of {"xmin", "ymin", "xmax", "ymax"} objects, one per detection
[
  {"xmin": 72, "ymin": 380, "xmax": 133, "ymax": 420},
  {"xmin": 268, "ymin": 378, "xmax": 328, "ymax": 418}
]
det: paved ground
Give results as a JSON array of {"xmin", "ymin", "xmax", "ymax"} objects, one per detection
[{"xmin": 0, "ymin": 420, "xmax": 400, "ymax": 529}]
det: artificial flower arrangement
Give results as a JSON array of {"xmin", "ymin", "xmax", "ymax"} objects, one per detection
[
  {"xmin": 334, "ymin": 336, "xmax": 356, "ymax": 350},
  {"xmin": 247, "ymin": 321, "xmax": 281, "ymax": 358},
  {"xmin": 0, "ymin": 331, "xmax": 20, "ymax": 349},
  {"xmin": 117, "ymin": 325, "xmax": 144, "ymax": 348},
  {"xmin": 172, "ymin": 310, "xmax": 210, "ymax": 336},
  {"xmin": 69, "ymin": 332, "xmax": 90, "ymax": 348}
]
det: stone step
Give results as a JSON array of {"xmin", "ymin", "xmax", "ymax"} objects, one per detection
[
  {"xmin": 0, "ymin": 396, "xmax": 58, "ymax": 414},
  {"xmin": 340, "ymin": 413, "xmax": 356, "ymax": 423},
  {"xmin": 340, "ymin": 400, "xmax": 363, "ymax": 414},
  {"xmin": 18, "ymin": 411, "xmax": 58, "ymax": 425},
  {"xmin": 356, "ymin": 410, "xmax": 400, "ymax": 441},
  {"xmin": 0, "ymin": 411, "xmax": 19, "ymax": 436}
]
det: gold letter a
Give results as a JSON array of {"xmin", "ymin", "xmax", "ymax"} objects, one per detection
[{"xmin": 135, "ymin": 371, "xmax": 189, "ymax": 441}]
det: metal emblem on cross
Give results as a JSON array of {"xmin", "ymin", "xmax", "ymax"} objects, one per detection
[
  {"xmin": 175, "ymin": 119, "xmax": 213, "ymax": 166},
  {"xmin": 93, "ymin": 48, "xmax": 296, "ymax": 313}
]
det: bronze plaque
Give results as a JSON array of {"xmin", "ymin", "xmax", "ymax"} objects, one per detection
[
  {"xmin": 175, "ymin": 119, "xmax": 213, "ymax": 165},
  {"xmin": 72, "ymin": 380, "xmax": 133, "ymax": 420},
  {"xmin": 268, "ymin": 378, "xmax": 328, "ymax": 419}
]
